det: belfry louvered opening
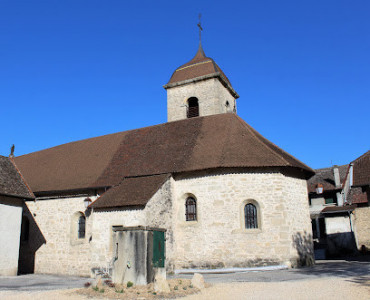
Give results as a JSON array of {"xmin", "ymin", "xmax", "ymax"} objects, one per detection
[{"xmin": 187, "ymin": 97, "xmax": 199, "ymax": 118}]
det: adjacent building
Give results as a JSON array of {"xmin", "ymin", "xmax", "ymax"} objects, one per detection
[
  {"xmin": 308, "ymin": 150, "xmax": 370, "ymax": 258},
  {"xmin": 0, "ymin": 155, "xmax": 34, "ymax": 276}
]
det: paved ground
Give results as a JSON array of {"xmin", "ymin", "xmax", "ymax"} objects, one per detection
[
  {"xmin": 0, "ymin": 274, "xmax": 91, "ymax": 291},
  {"xmin": 0, "ymin": 259, "xmax": 369, "ymax": 292},
  {"xmin": 171, "ymin": 259, "xmax": 370, "ymax": 284}
]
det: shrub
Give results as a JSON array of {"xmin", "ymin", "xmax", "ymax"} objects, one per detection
[
  {"xmin": 92, "ymin": 286, "xmax": 99, "ymax": 291},
  {"xmin": 127, "ymin": 281, "xmax": 134, "ymax": 288},
  {"xmin": 174, "ymin": 285, "xmax": 178, "ymax": 290},
  {"xmin": 84, "ymin": 282, "xmax": 91, "ymax": 288},
  {"xmin": 99, "ymin": 288, "xmax": 105, "ymax": 293},
  {"xmin": 104, "ymin": 279, "xmax": 115, "ymax": 288}
]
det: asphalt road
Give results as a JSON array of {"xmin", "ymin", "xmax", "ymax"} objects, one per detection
[
  {"xmin": 0, "ymin": 274, "xmax": 91, "ymax": 291},
  {"xmin": 171, "ymin": 259, "xmax": 370, "ymax": 284},
  {"xmin": 0, "ymin": 259, "xmax": 369, "ymax": 291}
]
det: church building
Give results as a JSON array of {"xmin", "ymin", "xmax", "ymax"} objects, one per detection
[{"xmin": 13, "ymin": 41, "xmax": 315, "ymax": 278}]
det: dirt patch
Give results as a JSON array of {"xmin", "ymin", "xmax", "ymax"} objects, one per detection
[{"xmin": 76, "ymin": 278, "xmax": 205, "ymax": 299}]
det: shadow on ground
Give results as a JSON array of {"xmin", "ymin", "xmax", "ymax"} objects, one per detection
[{"xmin": 294, "ymin": 257, "xmax": 370, "ymax": 287}]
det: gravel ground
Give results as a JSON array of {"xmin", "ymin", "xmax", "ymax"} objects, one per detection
[
  {"xmin": 0, "ymin": 276, "xmax": 368, "ymax": 300},
  {"xmin": 182, "ymin": 277, "xmax": 370, "ymax": 300},
  {"xmin": 1, "ymin": 260, "xmax": 369, "ymax": 299}
]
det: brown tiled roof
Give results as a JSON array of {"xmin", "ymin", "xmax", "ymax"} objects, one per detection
[
  {"xmin": 15, "ymin": 113, "xmax": 314, "ymax": 194},
  {"xmin": 321, "ymin": 205, "xmax": 356, "ymax": 213},
  {"xmin": 352, "ymin": 150, "xmax": 370, "ymax": 187},
  {"xmin": 164, "ymin": 44, "xmax": 239, "ymax": 98},
  {"xmin": 0, "ymin": 155, "xmax": 34, "ymax": 199},
  {"xmin": 91, "ymin": 174, "xmax": 170, "ymax": 209},
  {"xmin": 348, "ymin": 186, "xmax": 369, "ymax": 204},
  {"xmin": 307, "ymin": 165, "xmax": 349, "ymax": 193}
]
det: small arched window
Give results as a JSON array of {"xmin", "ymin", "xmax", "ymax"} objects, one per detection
[
  {"xmin": 244, "ymin": 203, "xmax": 258, "ymax": 229},
  {"xmin": 78, "ymin": 215, "xmax": 86, "ymax": 239},
  {"xmin": 185, "ymin": 197, "xmax": 197, "ymax": 221},
  {"xmin": 187, "ymin": 97, "xmax": 199, "ymax": 118}
]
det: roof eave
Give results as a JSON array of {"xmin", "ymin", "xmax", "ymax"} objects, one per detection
[
  {"xmin": 163, "ymin": 72, "xmax": 239, "ymax": 99},
  {"xmin": 0, "ymin": 192, "xmax": 34, "ymax": 200}
]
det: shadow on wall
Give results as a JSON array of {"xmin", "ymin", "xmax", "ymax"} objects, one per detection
[
  {"xmin": 326, "ymin": 232, "xmax": 358, "ymax": 257},
  {"xmin": 292, "ymin": 231, "xmax": 314, "ymax": 267},
  {"xmin": 18, "ymin": 203, "xmax": 46, "ymax": 274}
]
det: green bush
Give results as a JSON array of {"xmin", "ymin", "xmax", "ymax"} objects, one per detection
[{"xmin": 127, "ymin": 281, "xmax": 134, "ymax": 288}]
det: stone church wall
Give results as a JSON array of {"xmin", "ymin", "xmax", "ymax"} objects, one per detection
[
  {"xmin": 24, "ymin": 178, "xmax": 173, "ymax": 277},
  {"xmin": 167, "ymin": 78, "xmax": 236, "ymax": 122},
  {"xmin": 171, "ymin": 170, "xmax": 313, "ymax": 269},
  {"xmin": 90, "ymin": 178, "xmax": 173, "ymax": 274},
  {"xmin": 25, "ymin": 196, "xmax": 98, "ymax": 276}
]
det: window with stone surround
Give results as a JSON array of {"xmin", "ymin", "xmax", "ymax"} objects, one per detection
[
  {"xmin": 78, "ymin": 215, "xmax": 86, "ymax": 239},
  {"xmin": 71, "ymin": 211, "xmax": 86, "ymax": 244},
  {"xmin": 185, "ymin": 197, "xmax": 197, "ymax": 221},
  {"xmin": 187, "ymin": 97, "xmax": 199, "ymax": 118},
  {"xmin": 244, "ymin": 203, "xmax": 258, "ymax": 229}
]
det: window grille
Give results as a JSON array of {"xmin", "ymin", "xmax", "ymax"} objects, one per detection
[
  {"xmin": 78, "ymin": 215, "xmax": 86, "ymax": 239},
  {"xmin": 185, "ymin": 197, "xmax": 197, "ymax": 221},
  {"xmin": 244, "ymin": 203, "xmax": 258, "ymax": 229}
]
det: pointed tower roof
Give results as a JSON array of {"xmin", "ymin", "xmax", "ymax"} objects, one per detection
[{"xmin": 164, "ymin": 43, "xmax": 239, "ymax": 98}]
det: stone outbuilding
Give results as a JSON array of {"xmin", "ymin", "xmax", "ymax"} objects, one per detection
[
  {"xmin": 0, "ymin": 155, "xmax": 34, "ymax": 276},
  {"xmin": 13, "ymin": 43, "xmax": 315, "ymax": 279}
]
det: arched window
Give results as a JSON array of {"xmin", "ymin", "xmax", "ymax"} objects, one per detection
[
  {"xmin": 185, "ymin": 197, "xmax": 197, "ymax": 221},
  {"xmin": 78, "ymin": 215, "xmax": 86, "ymax": 239},
  {"xmin": 244, "ymin": 203, "xmax": 258, "ymax": 229},
  {"xmin": 187, "ymin": 97, "xmax": 199, "ymax": 118}
]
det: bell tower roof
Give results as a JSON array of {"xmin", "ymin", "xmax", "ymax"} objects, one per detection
[{"xmin": 164, "ymin": 43, "xmax": 239, "ymax": 99}]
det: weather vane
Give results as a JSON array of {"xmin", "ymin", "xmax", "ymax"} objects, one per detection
[{"xmin": 197, "ymin": 13, "xmax": 203, "ymax": 44}]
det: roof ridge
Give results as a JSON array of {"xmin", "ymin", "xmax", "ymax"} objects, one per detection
[
  {"xmin": 352, "ymin": 149, "xmax": 370, "ymax": 163},
  {"xmin": 234, "ymin": 116, "xmax": 291, "ymax": 166}
]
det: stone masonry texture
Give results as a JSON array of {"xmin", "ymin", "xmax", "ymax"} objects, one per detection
[
  {"xmin": 24, "ymin": 170, "xmax": 314, "ymax": 276},
  {"xmin": 167, "ymin": 78, "xmax": 236, "ymax": 122}
]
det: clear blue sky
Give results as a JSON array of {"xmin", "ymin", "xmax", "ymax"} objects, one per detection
[{"xmin": 1, "ymin": 0, "xmax": 369, "ymax": 169}]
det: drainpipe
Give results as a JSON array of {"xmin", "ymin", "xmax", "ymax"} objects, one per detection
[{"xmin": 333, "ymin": 166, "xmax": 344, "ymax": 206}]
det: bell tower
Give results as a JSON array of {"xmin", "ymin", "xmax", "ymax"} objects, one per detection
[
  {"xmin": 164, "ymin": 19, "xmax": 239, "ymax": 122},
  {"xmin": 164, "ymin": 43, "xmax": 239, "ymax": 122}
]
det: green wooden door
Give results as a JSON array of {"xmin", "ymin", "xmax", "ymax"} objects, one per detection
[{"xmin": 152, "ymin": 231, "xmax": 165, "ymax": 268}]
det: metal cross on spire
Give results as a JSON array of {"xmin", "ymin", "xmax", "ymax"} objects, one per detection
[{"xmin": 197, "ymin": 13, "xmax": 203, "ymax": 45}]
